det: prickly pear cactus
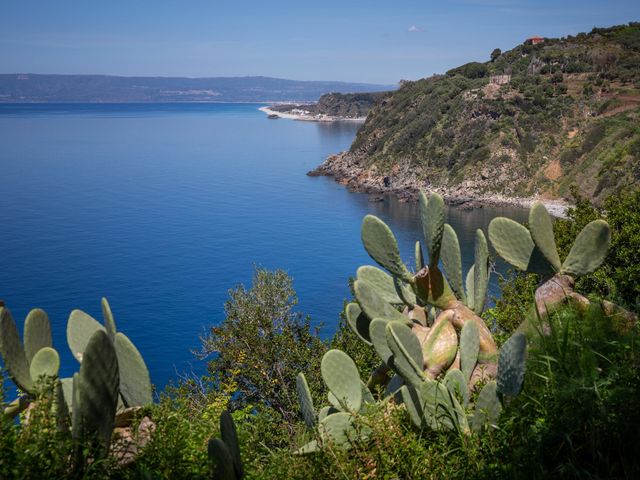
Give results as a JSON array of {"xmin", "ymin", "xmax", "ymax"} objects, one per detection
[
  {"xmin": 292, "ymin": 191, "xmax": 536, "ymax": 447},
  {"xmin": 488, "ymin": 201, "xmax": 636, "ymax": 329},
  {"xmin": 497, "ymin": 333, "xmax": 527, "ymax": 397},
  {"xmin": 208, "ymin": 411, "xmax": 244, "ymax": 480},
  {"xmin": 67, "ymin": 298, "xmax": 153, "ymax": 407},
  {"xmin": 72, "ymin": 330, "xmax": 120, "ymax": 453},
  {"xmin": 0, "ymin": 306, "xmax": 60, "ymax": 401},
  {"xmin": 350, "ymin": 192, "xmax": 498, "ymax": 396},
  {"xmin": 296, "ymin": 373, "xmax": 316, "ymax": 429},
  {"xmin": 295, "ymin": 349, "xmax": 374, "ymax": 453}
]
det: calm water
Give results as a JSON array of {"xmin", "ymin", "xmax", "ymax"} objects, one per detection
[{"xmin": 0, "ymin": 103, "xmax": 527, "ymax": 389}]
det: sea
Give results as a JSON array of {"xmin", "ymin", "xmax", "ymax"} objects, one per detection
[{"xmin": 0, "ymin": 103, "xmax": 528, "ymax": 389}]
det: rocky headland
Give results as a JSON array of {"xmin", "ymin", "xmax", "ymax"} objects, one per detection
[
  {"xmin": 308, "ymin": 151, "xmax": 570, "ymax": 217},
  {"xmin": 309, "ymin": 24, "xmax": 640, "ymax": 218}
]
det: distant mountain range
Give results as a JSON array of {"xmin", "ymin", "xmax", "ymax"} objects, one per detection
[{"xmin": 0, "ymin": 74, "xmax": 394, "ymax": 103}]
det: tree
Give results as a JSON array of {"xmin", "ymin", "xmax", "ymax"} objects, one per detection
[
  {"xmin": 198, "ymin": 268, "xmax": 326, "ymax": 426},
  {"xmin": 491, "ymin": 48, "xmax": 502, "ymax": 62}
]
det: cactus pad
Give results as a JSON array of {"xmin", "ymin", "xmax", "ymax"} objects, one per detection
[
  {"xmin": 321, "ymin": 350, "xmax": 362, "ymax": 413},
  {"xmin": 67, "ymin": 309, "xmax": 105, "ymax": 363},
  {"xmin": 465, "ymin": 265, "xmax": 476, "ymax": 312},
  {"xmin": 420, "ymin": 192, "xmax": 445, "ymax": 266},
  {"xmin": 415, "ymin": 240, "xmax": 425, "ymax": 271},
  {"xmin": 440, "ymin": 223, "xmax": 465, "ymax": 303},
  {"xmin": 345, "ymin": 302, "xmax": 371, "ymax": 344},
  {"xmin": 561, "ymin": 220, "xmax": 611, "ymax": 276},
  {"xmin": 0, "ymin": 307, "xmax": 33, "ymax": 392},
  {"xmin": 393, "ymin": 277, "xmax": 417, "ymax": 307},
  {"xmin": 29, "ymin": 346, "xmax": 60, "ymax": 381},
  {"xmin": 319, "ymin": 412, "xmax": 356, "ymax": 448},
  {"xmin": 400, "ymin": 385, "xmax": 424, "ymax": 428},
  {"xmin": 208, "ymin": 438, "xmax": 236, "ymax": 480},
  {"xmin": 357, "ymin": 266, "xmax": 404, "ymax": 305},
  {"xmin": 529, "ymin": 202, "xmax": 561, "ymax": 271},
  {"xmin": 444, "ymin": 368, "xmax": 469, "ymax": 407},
  {"xmin": 220, "ymin": 410, "xmax": 243, "ymax": 479},
  {"xmin": 385, "ymin": 321, "xmax": 424, "ymax": 388},
  {"xmin": 114, "ymin": 332, "xmax": 153, "ymax": 406},
  {"xmin": 23, "ymin": 308, "xmax": 52, "ymax": 364},
  {"xmin": 472, "ymin": 230, "xmax": 489, "ymax": 314},
  {"xmin": 369, "ymin": 318, "xmax": 394, "ymax": 365},
  {"xmin": 101, "ymin": 297, "xmax": 117, "ymax": 341},
  {"xmin": 361, "ymin": 215, "xmax": 412, "ymax": 281},
  {"xmin": 73, "ymin": 330, "xmax": 119, "ymax": 448},
  {"xmin": 471, "ymin": 380, "xmax": 502, "ymax": 433},
  {"xmin": 296, "ymin": 373, "xmax": 316, "ymax": 428},
  {"xmin": 497, "ymin": 333, "xmax": 527, "ymax": 397},
  {"xmin": 488, "ymin": 217, "xmax": 553, "ymax": 274},
  {"xmin": 354, "ymin": 279, "xmax": 406, "ymax": 323},
  {"xmin": 459, "ymin": 320, "xmax": 480, "ymax": 383},
  {"xmin": 419, "ymin": 379, "xmax": 468, "ymax": 432}
]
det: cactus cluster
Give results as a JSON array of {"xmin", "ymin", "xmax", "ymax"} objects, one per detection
[
  {"xmin": 349, "ymin": 192, "xmax": 498, "ymax": 395},
  {"xmin": 208, "ymin": 411, "xmax": 244, "ymax": 480},
  {"xmin": 0, "ymin": 297, "xmax": 153, "ymax": 463},
  {"xmin": 295, "ymin": 192, "xmax": 619, "ymax": 451}
]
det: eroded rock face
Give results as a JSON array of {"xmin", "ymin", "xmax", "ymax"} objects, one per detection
[{"xmin": 308, "ymin": 151, "xmax": 563, "ymax": 213}]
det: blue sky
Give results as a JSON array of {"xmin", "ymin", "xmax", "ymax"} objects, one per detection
[{"xmin": 1, "ymin": 1, "xmax": 638, "ymax": 84}]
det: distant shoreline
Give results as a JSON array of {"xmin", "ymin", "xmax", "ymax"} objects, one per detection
[{"xmin": 259, "ymin": 106, "xmax": 367, "ymax": 123}]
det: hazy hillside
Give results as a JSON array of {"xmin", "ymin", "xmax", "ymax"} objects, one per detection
[
  {"xmin": 314, "ymin": 23, "xmax": 640, "ymax": 205},
  {"xmin": 0, "ymin": 74, "xmax": 393, "ymax": 103}
]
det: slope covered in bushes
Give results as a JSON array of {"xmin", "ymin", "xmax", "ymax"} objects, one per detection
[{"xmin": 316, "ymin": 23, "xmax": 640, "ymax": 204}]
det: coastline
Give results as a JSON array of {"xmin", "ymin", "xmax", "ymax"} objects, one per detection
[
  {"xmin": 309, "ymin": 151, "xmax": 571, "ymax": 218},
  {"xmin": 259, "ymin": 106, "xmax": 367, "ymax": 123}
]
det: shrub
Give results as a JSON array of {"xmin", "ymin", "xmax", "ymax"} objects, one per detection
[
  {"xmin": 198, "ymin": 268, "xmax": 327, "ymax": 426},
  {"xmin": 499, "ymin": 304, "xmax": 640, "ymax": 478}
]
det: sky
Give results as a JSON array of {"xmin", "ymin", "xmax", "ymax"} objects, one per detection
[{"xmin": 1, "ymin": 0, "xmax": 639, "ymax": 85}]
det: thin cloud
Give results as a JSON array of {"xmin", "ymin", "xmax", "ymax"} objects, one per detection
[{"xmin": 407, "ymin": 25, "xmax": 422, "ymax": 33}]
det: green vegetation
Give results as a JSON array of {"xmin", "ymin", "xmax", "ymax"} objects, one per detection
[
  {"xmin": 1, "ymin": 197, "xmax": 639, "ymax": 477},
  {"xmin": 348, "ymin": 22, "xmax": 640, "ymax": 203}
]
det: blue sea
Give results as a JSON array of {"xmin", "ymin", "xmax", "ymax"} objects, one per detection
[{"xmin": 0, "ymin": 103, "xmax": 527, "ymax": 389}]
